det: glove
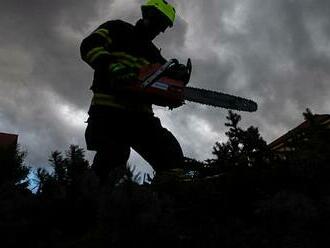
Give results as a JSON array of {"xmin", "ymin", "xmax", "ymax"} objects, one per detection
[
  {"xmin": 165, "ymin": 63, "xmax": 190, "ymax": 85},
  {"xmin": 109, "ymin": 63, "xmax": 138, "ymax": 83}
]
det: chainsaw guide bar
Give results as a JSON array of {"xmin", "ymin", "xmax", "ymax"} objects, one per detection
[{"xmin": 184, "ymin": 87, "xmax": 258, "ymax": 112}]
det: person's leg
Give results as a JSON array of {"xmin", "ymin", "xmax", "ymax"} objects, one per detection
[
  {"xmin": 131, "ymin": 116, "xmax": 184, "ymax": 173},
  {"xmin": 92, "ymin": 143, "xmax": 130, "ymax": 185},
  {"xmin": 85, "ymin": 113, "xmax": 130, "ymax": 186}
]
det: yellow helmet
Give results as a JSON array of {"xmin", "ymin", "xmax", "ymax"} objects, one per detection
[{"xmin": 141, "ymin": 0, "xmax": 176, "ymax": 27}]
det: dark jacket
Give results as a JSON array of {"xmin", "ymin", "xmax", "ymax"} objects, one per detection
[{"xmin": 80, "ymin": 19, "xmax": 166, "ymax": 114}]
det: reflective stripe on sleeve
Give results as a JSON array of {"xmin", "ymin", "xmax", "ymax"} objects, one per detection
[
  {"xmin": 85, "ymin": 47, "xmax": 111, "ymax": 64},
  {"xmin": 111, "ymin": 52, "xmax": 150, "ymax": 68},
  {"xmin": 109, "ymin": 63, "xmax": 126, "ymax": 73},
  {"xmin": 93, "ymin": 28, "xmax": 113, "ymax": 45}
]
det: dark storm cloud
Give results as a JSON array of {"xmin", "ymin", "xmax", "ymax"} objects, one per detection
[
  {"xmin": 0, "ymin": 0, "xmax": 107, "ymax": 166},
  {"xmin": 0, "ymin": 0, "xmax": 108, "ymax": 103},
  {"xmin": 165, "ymin": 0, "xmax": 330, "ymax": 146},
  {"xmin": 0, "ymin": 0, "xmax": 329, "ymax": 167},
  {"xmin": 219, "ymin": 0, "xmax": 330, "ymax": 138}
]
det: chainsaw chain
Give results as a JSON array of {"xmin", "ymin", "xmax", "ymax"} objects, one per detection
[{"xmin": 185, "ymin": 86, "xmax": 258, "ymax": 112}]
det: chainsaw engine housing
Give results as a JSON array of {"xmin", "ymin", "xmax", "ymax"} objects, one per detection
[{"xmin": 125, "ymin": 63, "xmax": 187, "ymax": 108}]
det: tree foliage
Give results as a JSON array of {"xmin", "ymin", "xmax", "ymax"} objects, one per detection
[
  {"xmin": 1, "ymin": 110, "xmax": 330, "ymax": 247},
  {"xmin": 37, "ymin": 145, "xmax": 91, "ymax": 197},
  {"xmin": 206, "ymin": 111, "xmax": 272, "ymax": 175},
  {"xmin": 0, "ymin": 144, "xmax": 29, "ymax": 188}
]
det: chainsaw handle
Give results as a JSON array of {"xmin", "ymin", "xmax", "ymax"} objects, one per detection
[
  {"xmin": 170, "ymin": 58, "xmax": 179, "ymax": 66},
  {"xmin": 140, "ymin": 58, "xmax": 191, "ymax": 88},
  {"xmin": 141, "ymin": 59, "xmax": 179, "ymax": 88}
]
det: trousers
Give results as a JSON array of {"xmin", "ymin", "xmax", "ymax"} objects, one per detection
[{"xmin": 85, "ymin": 107, "xmax": 184, "ymax": 183}]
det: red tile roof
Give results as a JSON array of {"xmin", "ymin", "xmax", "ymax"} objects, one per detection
[{"xmin": 268, "ymin": 114, "xmax": 330, "ymax": 151}]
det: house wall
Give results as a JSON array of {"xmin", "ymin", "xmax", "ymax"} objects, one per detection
[{"xmin": 0, "ymin": 133, "xmax": 18, "ymax": 147}]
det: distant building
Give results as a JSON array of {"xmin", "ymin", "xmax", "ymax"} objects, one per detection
[
  {"xmin": 0, "ymin": 132, "xmax": 18, "ymax": 147},
  {"xmin": 268, "ymin": 114, "xmax": 330, "ymax": 153}
]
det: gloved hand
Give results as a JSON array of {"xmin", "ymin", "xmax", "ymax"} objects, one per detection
[
  {"xmin": 109, "ymin": 63, "xmax": 138, "ymax": 83},
  {"xmin": 165, "ymin": 62, "xmax": 191, "ymax": 85}
]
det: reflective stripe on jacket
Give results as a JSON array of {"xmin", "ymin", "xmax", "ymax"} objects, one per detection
[
  {"xmin": 80, "ymin": 20, "xmax": 166, "ymax": 113},
  {"xmin": 91, "ymin": 93, "xmax": 153, "ymax": 113}
]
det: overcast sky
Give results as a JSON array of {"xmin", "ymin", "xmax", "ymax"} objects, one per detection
[{"xmin": 1, "ymin": 0, "xmax": 329, "ymax": 172}]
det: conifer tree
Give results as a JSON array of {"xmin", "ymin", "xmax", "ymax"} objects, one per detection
[
  {"xmin": 210, "ymin": 111, "xmax": 271, "ymax": 173},
  {"xmin": 0, "ymin": 144, "xmax": 29, "ymax": 188},
  {"xmin": 64, "ymin": 145, "xmax": 89, "ymax": 184},
  {"xmin": 36, "ymin": 145, "xmax": 90, "ymax": 197},
  {"xmin": 49, "ymin": 150, "xmax": 67, "ymax": 184}
]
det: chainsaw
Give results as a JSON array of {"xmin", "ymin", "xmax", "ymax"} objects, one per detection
[{"xmin": 123, "ymin": 59, "xmax": 257, "ymax": 112}]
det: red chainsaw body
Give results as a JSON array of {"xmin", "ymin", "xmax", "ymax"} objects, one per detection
[
  {"xmin": 125, "ymin": 63, "xmax": 186, "ymax": 108},
  {"xmin": 114, "ymin": 59, "xmax": 258, "ymax": 112}
]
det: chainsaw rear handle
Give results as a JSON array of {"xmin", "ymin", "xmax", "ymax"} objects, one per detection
[
  {"xmin": 141, "ymin": 59, "xmax": 178, "ymax": 88},
  {"xmin": 141, "ymin": 58, "xmax": 192, "ymax": 87}
]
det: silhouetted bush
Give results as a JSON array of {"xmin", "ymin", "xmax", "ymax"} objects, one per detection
[
  {"xmin": 0, "ymin": 144, "xmax": 29, "ymax": 188},
  {"xmin": 1, "ymin": 110, "xmax": 330, "ymax": 247}
]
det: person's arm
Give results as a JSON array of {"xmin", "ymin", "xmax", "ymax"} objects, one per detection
[
  {"xmin": 80, "ymin": 23, "xmax": 113, "ymax": 71},
  {"xmin": 81, "ymin": 21, "xmax": 150, "ymax": 84}
]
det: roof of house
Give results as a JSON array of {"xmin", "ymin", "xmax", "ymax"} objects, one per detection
[
  {"xmin": 0, "ymin": 132, "xmax": 18, "ymax": 147},
  {"xmin": 268, "ymin": 114, "xmax": 330, "ymax": 151}
]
